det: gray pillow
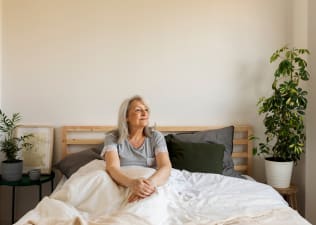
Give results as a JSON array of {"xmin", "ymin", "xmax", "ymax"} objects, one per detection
[
  {"xmin": 94, "ymin": 143, "xmax": 104, "ymax": 155},
  {"xmin": 54, "ymin": 148, "xmax": 103, "ymax": 178},
  {"xmin": 167, "ymin": 126, "xmax": 243, "ymax": 178}
]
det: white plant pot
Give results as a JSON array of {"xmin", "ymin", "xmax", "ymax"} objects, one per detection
[{"xmin": 265, "ymin": 159, "xmax": 294, "ymax": 188}]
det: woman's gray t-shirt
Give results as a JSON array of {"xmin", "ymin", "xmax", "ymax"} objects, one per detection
[{"xmin": 101, "ymin": 130, "xmax": 168, "ymax": 168}]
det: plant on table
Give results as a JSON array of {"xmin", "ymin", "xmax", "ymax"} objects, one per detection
[
  {"xmin": 0, "ymin": 110, "xmax": 33, "ymax": 162},
  {"xmin": 0, "ymin": 110, "xmax": 33, "ymax": 181},
  {"xmin": 251, "ymin": 46, "xmax": 310, "ymax": 188},
  {"xmin": 253, "ymin": 46, "xmax": 310, "ymax": 163}
]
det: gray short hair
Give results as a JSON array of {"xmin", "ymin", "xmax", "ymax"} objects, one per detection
[{"xmin": 116, "ymin": 95, "xmax": 152, "ymax": 143}]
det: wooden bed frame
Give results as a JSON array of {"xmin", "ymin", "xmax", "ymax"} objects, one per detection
[{"xmin": 61, "ymin": 125, "xmax": 253, "ymax": 176}]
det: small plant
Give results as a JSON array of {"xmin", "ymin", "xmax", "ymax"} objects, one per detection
[
  {"xmin": 253, "ymin": 46, "xmax": 310, "ymax": 163},
  {"xmin": 0, "ymin": 110, "xmax": 33, "ymax": 162}
]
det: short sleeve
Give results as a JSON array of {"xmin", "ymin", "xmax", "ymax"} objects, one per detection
[
  {"xmin": 100, "ymin": 133, "xmax": 118, "ymax": 158},
  {"xmin": 152, "ymin": 130, "xmax": 168, "ymax": 155}
]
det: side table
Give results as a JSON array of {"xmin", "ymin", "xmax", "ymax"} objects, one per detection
[
  {"xmin": 274, "ymin": 184, "xmax": 298, "ymax": 210},
  {"xmin": 0, "ymin": 171, "xmax": 55, "ymax": 224}
]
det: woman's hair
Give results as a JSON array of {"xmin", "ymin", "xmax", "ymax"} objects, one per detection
[{"xmin": 116, "ymin": 95, "xmax": 152, "ymax": 143}]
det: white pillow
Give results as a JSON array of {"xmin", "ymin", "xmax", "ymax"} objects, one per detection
[{"xmin": 120, "ymin": 166, "xmax": 156, "ymax": 179}]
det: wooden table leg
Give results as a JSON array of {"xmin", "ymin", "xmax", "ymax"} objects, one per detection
[
  {"xmin": 293, "ymin": 194, "xmax": 298, "ymax": 210},
  {"xmin": 289, "ymin": 193, "xmax": 298, "ymax": 210}
]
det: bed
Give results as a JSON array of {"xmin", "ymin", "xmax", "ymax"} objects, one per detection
[{"xmin": 14, "ymin": 125, "xmax": 311, "ymax": 225}]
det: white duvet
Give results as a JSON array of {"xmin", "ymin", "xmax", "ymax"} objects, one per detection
[{"xmin": 15, "ymin": 160, "xmax": 311, "ymax": 225}]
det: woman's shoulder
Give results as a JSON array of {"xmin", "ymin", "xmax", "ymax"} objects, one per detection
[
  {"xmin": 148, "ymin": 128, "xmax": 167, "ymax": 147},
  {"xmin": 149, "ymin": 129, "xmax": 165, "ymax": 140},
  {"xmin": 149, "ymin": 128, "xmax": 163, "ymax": 136},
  {"xmin": 105, "ymin": 130, "xmax": 119, "ymax": 142}
]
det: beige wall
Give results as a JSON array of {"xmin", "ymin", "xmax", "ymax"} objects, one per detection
[
  {"xmin": 0, "ymin": 0, "xmax": 313, "ymax": 224},
  {"xmin": 0, "ymin": 0, "xmax": 2, "ymax": 107},
  {"xmin": 291, "ymin": 0, "xmax": 308, "ymax": 215},
  {"xmin": 306, "ymin": 0, "xmax": 316, "ymax": 223},
  {"xmin": 0, "ymin": 0, "xmax": 292, "ymax": 166}
]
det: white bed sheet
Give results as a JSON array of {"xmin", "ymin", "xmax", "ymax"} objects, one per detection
[{"xmin": 15, "ymin": 160, "xmax": 311, "ymax": 225}]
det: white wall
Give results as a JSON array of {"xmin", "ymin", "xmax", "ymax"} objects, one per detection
[
  {"xmin": 306, "ymin": 0, "xmax": 316, "ymax": 223},
  {"xmin": 0, "ymin": 0, "xmax": 311, "ymax": 224},
  {"xmin": 0, "ymin": 0, "xmax": 292, "ymax": 167}
]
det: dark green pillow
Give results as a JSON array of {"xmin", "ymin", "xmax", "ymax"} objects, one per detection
[{"xmin": 166, "ymin": 136, "xmax": 224, "ymax": 174}]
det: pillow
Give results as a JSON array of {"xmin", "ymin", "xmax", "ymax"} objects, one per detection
[
  {"xmin": 166, "ymin": 136, "xmax": 224, "ymax": 174},
  {"xmin": 165, "ymin": 126, "xmax": 243, "ymax": 178},
  {"xmin": 120, "ymin": 166, "xmax": 156, "ymax": 179},
  {"xmin": 54, "ymin": 148, "xmax": 103, "ymax": 178},
  {"xmin": 94, "ymin": 143, "xmax": 104, "ymax": 155}
]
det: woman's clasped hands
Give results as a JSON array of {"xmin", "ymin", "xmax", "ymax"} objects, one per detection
[{"xmin": 128, "ymin": 178, "xmax": 156, "ymax": 203}]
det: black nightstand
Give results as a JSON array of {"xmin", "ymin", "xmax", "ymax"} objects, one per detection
[{"xmin": 0, "ymin": 171, "xmax": 55, "ymax": 224}]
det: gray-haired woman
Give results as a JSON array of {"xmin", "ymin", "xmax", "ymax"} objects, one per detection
[{"xmin": 101, "ymin": 95, "xmax": 171, "ymax": 203}]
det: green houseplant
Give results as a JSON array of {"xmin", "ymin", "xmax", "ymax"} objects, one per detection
[
  {"xmin": 0, "ymin": 110, "xmax": 33, "ymax": 181},
  {"xmin": 253, "ymin": 46, "xmax": 310, "ymax": 188}
]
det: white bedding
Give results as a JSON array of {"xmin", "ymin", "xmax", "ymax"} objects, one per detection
[{"xmin": 15, "ymin": 160, "xmax": 311, "ymax": 225}]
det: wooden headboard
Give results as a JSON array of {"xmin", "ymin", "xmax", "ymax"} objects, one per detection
[{"xmin": 61, "ymin": 125, "xmax": 253, "ymax": 176}]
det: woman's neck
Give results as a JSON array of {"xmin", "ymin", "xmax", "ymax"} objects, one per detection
[
  {"xmin": 128, "ymin": 127, "xmax": 145, "ymax": 148},
  {"xmin": 128, "ymin": 127, "xmax": 144, "ymax": 140}
]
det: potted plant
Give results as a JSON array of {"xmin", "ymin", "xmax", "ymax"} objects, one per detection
[
  {"xmin": 253, "ymin": 46, "xmax": 310, "ymax": 188},
  {"xmin": 0, "ymin": 110, "xmax": 33, "ymax": 181}
]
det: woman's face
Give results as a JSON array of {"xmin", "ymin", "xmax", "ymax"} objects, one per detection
[{"xmin": 126, "ymin": 100, "xmax": 149, "ymax": 129}]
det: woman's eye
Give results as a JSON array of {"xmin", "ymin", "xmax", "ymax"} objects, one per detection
[{"xmin": 134, "ymin": 107, "xmax": 148, "ymax": 113}]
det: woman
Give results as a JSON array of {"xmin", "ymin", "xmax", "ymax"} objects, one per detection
[{"xmin": 101, "ymin": 95, "xmax": 171, "ymax": 203}]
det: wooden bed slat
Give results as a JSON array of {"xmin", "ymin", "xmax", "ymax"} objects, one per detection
[
  {"xmin": 233, "ymin": 139, "xmax": 249, "ymax": 145},
  {"xmin": 66, "ymin": 139, "xmax": 104, "ymax": 145},
  {"xmin": 63, "ymin": 126, "xmax": 115, "ymax": 131},
  {"xmin": 232, "ymin": 152, "xmax": 248, "ymax": 158},
  {"xmin": 62, "ymin": 125, "xmax": 253, "ymax": 176},
  {"xmin": 234, "ymin": 165, "xmax": 248, "ymax": 172}
]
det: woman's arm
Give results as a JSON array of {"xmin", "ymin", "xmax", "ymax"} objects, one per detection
[
  {"xmin": 148, "ymin": 152, "xmax": 171, "ymax": 187},
  {"xmin": 127, "ymin": 152, "xmax": 171, "ymax": 202},
  {"xmin": 105, "ymin": 151, "xmax": 155, "ymax": 199},
  {"xmin": 105, "ymin": 151, "xmax": 132, "ymax": 187}
]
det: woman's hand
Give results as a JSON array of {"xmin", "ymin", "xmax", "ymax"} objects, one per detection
[
  {"xmin": 127, "ymin": 193, "xmax": 142, "ymax": 203},
  {"xmin": 128, "ymin": 178, "xmax": 156, "ymax": 202}
]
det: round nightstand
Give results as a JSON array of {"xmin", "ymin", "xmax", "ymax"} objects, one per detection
[
  {"xmin": 0, "ymin": 171, "xmax": 55, "ymax": 224},
  {"xmin": 274, "ymin": 184, "xmax": 298, "ymax": 210}
]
